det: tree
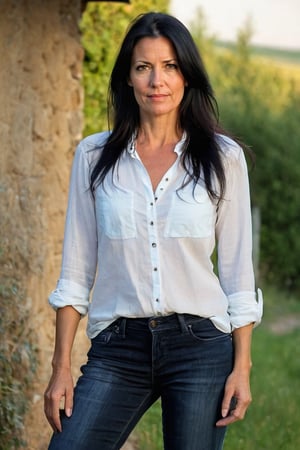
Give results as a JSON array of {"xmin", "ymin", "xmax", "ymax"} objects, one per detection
[{"xmin": 209, "ymin": 25, "xmax": 300, "ymax": 292}]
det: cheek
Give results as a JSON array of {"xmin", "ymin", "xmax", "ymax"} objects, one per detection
[
  {"xmin": 131, "ymin": 87, "xmax": 144, "ymax": 107},
  {"xmin": 131, "ymin": 81, "xmax": 147, "ymax": 101},
  {"xmin": 175, "ymin": 84, "xmax": 186, "ymax": 102}
]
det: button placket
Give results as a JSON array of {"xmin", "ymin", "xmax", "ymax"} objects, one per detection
[
  {"xmin": 154, "ymin": 176, "xmax": 170, "ymax": 202},
  {"xmin": 148, "ymin": 195, "xmax": 161, "ymax": 314}
]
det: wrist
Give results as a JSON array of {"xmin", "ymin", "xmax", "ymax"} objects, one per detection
[
  {"xmin": 233, "ymin": 359, "xmax": 252, "ymax": 373},
  {"xmin": 51, "ymin": 358, "xmax": 71, "ymax": 371}
]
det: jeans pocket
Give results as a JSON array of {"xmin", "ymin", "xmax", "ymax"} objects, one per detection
[
  {"xmin": 187, "ymin": 319, "xmax": 231, "ymax": 342},
  {"xmin": 90, "ymin": 321, "xmax": 122, "ymax": 347}
]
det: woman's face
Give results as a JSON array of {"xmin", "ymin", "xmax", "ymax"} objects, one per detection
[{"xmin": 128, "ymin": 36, "xmax": 186, "ymax": 122}]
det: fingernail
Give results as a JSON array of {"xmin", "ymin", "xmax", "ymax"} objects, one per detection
[
  {"xmin": 222, "ymin": 409, "xmax": 228, "ymax": 418},
  {"xmin": 66, "ymin": 408, "xmax": 72, "ymax": 417}
]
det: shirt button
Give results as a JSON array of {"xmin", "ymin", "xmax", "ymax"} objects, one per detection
[
  {"xmin": 155, "ymin": 298, "xmax": 160, "ymax": 302},
  {"xmin": 150, "ymin": 221, "xmax": 154, "ymax": 225},
  {"xmin": 150, "ymin": 202, "xmax": 154, "ymax": 206},
  {"xmin": 153, "ymin": 267, "xmax": 157, "ymax": 271},
  {"xmin": 152, "ymin": 242, "xmax": 157, "ymax": 248},
  {"xmin": 165, "ymin": 178, "xmax": 169, "ymax": 181},
  {"xmin": 149, "ymin": 319, "xmax": 157, "ymax": 328},
  {"xmin": 155, "ymin": 197, "xmax": 158, "ymax": 201}
]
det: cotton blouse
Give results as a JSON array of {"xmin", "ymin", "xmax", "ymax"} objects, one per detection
[{"xmin": 49, "ymin": 131, "xmax": 263, "ymax": 338}]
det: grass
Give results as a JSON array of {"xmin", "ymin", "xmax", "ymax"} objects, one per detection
[{"xmin": 131, "ymin": 286, "xmax": 300, "ymax": 449}]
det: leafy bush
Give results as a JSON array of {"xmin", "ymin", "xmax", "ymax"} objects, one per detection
[
  {"xmin": 191, "ymin": 14, "xmax": 300, "ymax": 292},
  {"xmin": 214, "ymin": 36, "xmax": 300, "ymax": 291}
]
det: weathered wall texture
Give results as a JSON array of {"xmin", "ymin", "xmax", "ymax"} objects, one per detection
[{"xmin": 0, "ymin": 1, "xmax": 89, "ymax": 447}]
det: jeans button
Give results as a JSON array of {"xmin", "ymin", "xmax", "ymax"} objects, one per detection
[{"xmin": 149, "ymin": 319, "xmax": 157, "ymax": 328}]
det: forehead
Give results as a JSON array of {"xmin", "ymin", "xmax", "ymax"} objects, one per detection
[{"xmin": 132, "ymin": 36, "xmax": 177, "ymax": 60}]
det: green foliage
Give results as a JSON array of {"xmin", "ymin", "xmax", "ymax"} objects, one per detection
[
  {"xmin": 191, "ymin": 12, "xmax": 300, "ymax": 293},
  {"xmin": 80, "ymin": 0, "xmax": 169, "ymax": 136},
  {"xmin": 212, "ymin": 37, "xmax": 300, "ymax": 292},
  {"xmin": 0, "ymin": 248, "xmax": 38, "ymax": 449}
]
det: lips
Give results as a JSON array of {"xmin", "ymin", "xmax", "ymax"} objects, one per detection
[{"xmin": 147, "ymin": 94, "xmax": 168, "ymax": 99}]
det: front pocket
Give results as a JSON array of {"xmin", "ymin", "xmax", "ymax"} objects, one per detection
[
  {"xmin": 164, "ymin": 184, "xmax": 215, "ymax": 238},
  {"xmin": 187, "ymin": 319, "xmax": 231, "ymax": 342},
  {"xmin": 95, "ymin": 186, "xmax": 137, "ymax": 239}
]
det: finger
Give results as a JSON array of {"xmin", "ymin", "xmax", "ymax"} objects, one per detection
[
  {"xmin": 52, "ymin": 404, "xmax": 63, "ymax": 433},
  {"xmin": 65, "ymin": 387, "xmax": 74, "ymax": 418},
  {"xmin": 44, "ymin": 392, "xmax": 62, "ymax": 433},
  {"xmin": 221, "ymin": 391, "xmax": 235, "ymax": 419},
  {"xmin": 216, "ymin": 397, "xmax": 248, "ymax": 427},
  {"xmin": 216, "ymin": 414, "xmax": 238, "ymax": 427}
]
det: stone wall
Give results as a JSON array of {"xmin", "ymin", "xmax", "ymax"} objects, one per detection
[{"xmin": 0, "ymin": 1, "xmax": 89, "ymax": 447}]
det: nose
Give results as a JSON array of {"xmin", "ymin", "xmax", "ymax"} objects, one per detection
[{"xmin": 150, "ymin": 67, "xmax": 163, "ymax": 87}]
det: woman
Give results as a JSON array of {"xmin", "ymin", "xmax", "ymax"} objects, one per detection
[{"xmin": 44, "ymin": 12, "xmax": 263, "ymax": 450}]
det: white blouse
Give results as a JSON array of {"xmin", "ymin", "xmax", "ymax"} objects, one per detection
[{"xmin": 49, "ymin": 131, "xmax": 263, "ymax": 338}]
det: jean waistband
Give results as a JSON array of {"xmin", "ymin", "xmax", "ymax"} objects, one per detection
[{"xmin": 113, "ymin": 313, "xmax": 207, "ymax": 336}]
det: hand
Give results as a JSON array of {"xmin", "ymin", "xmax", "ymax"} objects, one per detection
[
  {"xmin": 44, "ymin": 367, "xmax": 74, "ymax": 433},
  {"xmin": 216, "ymin": 370, "xmax": 252, "ymax": 427}
]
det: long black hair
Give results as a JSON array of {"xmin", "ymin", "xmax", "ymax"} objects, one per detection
[{"xmin": 90, "ymin": 12, "xmax": 229, "ymax": 199}]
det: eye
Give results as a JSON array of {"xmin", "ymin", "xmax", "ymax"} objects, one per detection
[
  {"xmin": 135, "ymin": 64, "xmax": 150, "ymax": 72},
  {"xmin": 166, "ymin": 63, "xmax": 178, "ymax": 70}
]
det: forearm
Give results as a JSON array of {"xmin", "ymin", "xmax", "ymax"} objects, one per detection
[
  {"xmin": 216, "ymin": 322, "xmax": 254, "ymax": 426},
  {"xmin": 232, "ymin": 322, "xmax": 254, "ymax": 372},
  {"xmin": 51, "ymin": 306, "xmax": 81, "ymax": 371}
]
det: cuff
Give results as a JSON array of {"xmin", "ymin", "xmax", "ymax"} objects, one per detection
[
  {"xmin": 228, "ymin": 288, "xmax": 263, "ymax": 330},
  {"xmin": 48, "ymin": 278, "xmax": 90, "ymax": 317}
]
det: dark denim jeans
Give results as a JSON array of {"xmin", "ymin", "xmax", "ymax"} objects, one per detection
[{"xmin": 49, "ymin": 314, "xmax": 233, "ymax": 450}]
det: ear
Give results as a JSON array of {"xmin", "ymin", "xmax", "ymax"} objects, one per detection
[{"xmin": 127, "ymin": 78, "xmax": 133, "ymax": 87}]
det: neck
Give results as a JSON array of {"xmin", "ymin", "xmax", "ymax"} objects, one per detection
[{"xmin": 137, "ymin": 118, "xmax": 182, "ymax": 149}]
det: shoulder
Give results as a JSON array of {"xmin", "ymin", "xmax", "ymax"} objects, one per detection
[
  {"xmin": 216, "ymin": 134, "xmax": 249, "ymax": 179},
  {"xmin": 216, "ymin": 134, "xmax": 243, "ymax": 161},
  {"xmin": 76, "ymin": 131, "xmax": 111, "ymax": 164}
]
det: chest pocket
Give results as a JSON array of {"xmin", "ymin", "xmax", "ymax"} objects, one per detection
[
  {"xmin": 164, "ymin": 184, "xmax": 214, "ymax": 238},
  {"xmin": 95, "ymin": 186, "xmax": 137, "ymax": 239}
]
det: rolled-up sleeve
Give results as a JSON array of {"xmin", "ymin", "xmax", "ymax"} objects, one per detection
[
  {"xmin": 48, "ymin": 138, "xmax": 98, "ymax": 316},
  {"xmin": 216, "ymin": 138, "xmax": 263, "ymax": 329},
  {"xmin": 49, "ymin": 279, "xmax": 90, "ymax": 316},
  {"xmin": 227, "ymin": 289, "xmax": 263, "ymax": 329}
]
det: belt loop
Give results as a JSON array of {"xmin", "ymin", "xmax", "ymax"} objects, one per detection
[
  {"xmin": 119, "ymin": 317, "xmax": 127, "ymax": 338},
  {"xmin": 176, "ymin": 313, "xmax": 189, "ymax": 334}
]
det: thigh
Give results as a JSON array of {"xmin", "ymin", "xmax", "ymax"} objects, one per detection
[
  {"xmin": 49, "ymin": 322, "xmax": 158, "ymax": 450},
  {"xmin": 160, "ymin": 318, "xmax": 233, "ymax": 450}
]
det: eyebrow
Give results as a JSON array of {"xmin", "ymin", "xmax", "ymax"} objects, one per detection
[{"xmin": 133, "ymin": 58, "xmax": 178, "ymax": 64}]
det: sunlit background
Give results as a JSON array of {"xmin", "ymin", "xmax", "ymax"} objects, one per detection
[{"xmin": 171, "ymin": 0, "xmax": 300, "ymax": 49}]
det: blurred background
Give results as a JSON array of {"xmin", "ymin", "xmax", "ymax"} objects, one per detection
[
  {"xmin": 0, "ymin": 1, "xmax": 299, "ymax": 449},
  {"xmin": 172, "ymin": 0, "xmax": 300, "ymax": 49}
]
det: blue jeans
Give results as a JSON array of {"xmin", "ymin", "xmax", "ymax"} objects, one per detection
[{"xmin": 49, "ymin": 314, "xmax": 233, "ymax": 450}]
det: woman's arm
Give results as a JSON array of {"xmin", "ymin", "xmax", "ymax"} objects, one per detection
[
  {"xmin": 214, "ymin": 139, "xmax": 262, "ymax": 426},
  {"xmin": 216, "ymin": 323, "xmax": 253, "ymax": 426},
  {"xmin": 44, "ymin": 306, "xmax": 81, "ymax": 432}
]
